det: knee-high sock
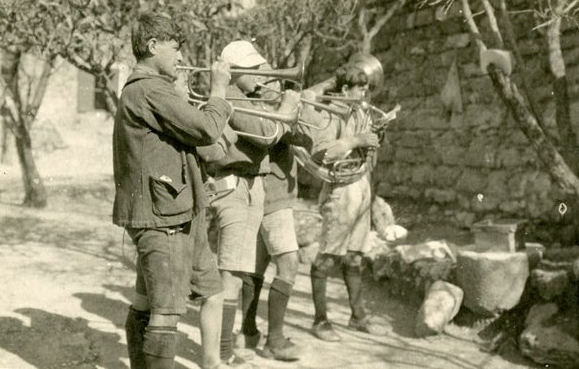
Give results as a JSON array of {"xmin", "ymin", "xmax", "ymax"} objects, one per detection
[
  {"xmin": 267, "ymin": 277, "xmax": 293, "ymax": 346},
  {"xmin": 220, "ymin": 298, "xmax": 238, "ymax": 361},
  {"xmin": 143, "ymin": 326, "xmax": 177, "ymax": 369},
  {"xmin": 342, "ymin": 263, "xmax": 366, "ymax": 320},
  {"xmin": 311, "ymin": 264, "xmax": 329, "ymax": 325},
  {"xmin": 241, "ymin": 273, "xmax": 263, "ymax": 336},
  {"xmin": 125, "ymin": 306, "xmax": 150, "ymax": 369}
]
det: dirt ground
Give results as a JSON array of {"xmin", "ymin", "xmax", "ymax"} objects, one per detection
[{"xmin": 0, "ymin": 114, "xmax": 546, "ymax": 368}]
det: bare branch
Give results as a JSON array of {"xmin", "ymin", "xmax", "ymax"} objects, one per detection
[
  {"xmin": 481, "ymin": 0, "xmax": 503, "ymax": 48},
  {"xmin": 461, "ymin": 0, "xmax": 486, "ymax": 51},
  {"xmin": 548, "ymin": 14, "xmax": 565, "ymax": 78},
  {"xmin": 366, "ymin": 0, "xmax": 406, "ymax": 40}
]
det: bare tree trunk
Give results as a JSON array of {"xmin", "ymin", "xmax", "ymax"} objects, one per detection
[
  {"xmin": 2, "ymin": 49, "xmax": 50, "ymax": 207},
  {"xmin": 460, "ymin": 0, "xmax": 579, "ymax": 195},
  {"xmin": 15, "ymin": 115, "xmax": 46, "ymax": 207},
  {"xmin": 498, "ymin": 1, "xmax": 552, "ymax": 140},
  {"xmin": 547, "ymin": 15, "xmax": 579, "ymax": 172},
  {"xmin": 103, "ymin": 86, "xmax": 118, "ymax": 116},
  {"xmin": 102, "ymin": 73, "xmax": 118, "ymax": 116},
  {"xmin": 487, "ymin": 64, "xmax": 579, "ymax": 196},
  {"xmin": 1, "ymin": 117, "xmax": 14, "ymax": 164}
]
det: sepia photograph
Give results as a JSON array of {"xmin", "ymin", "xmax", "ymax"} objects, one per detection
[{"xmin": 0, "ymin": 0, "xmax": 576, "ymax": 368}]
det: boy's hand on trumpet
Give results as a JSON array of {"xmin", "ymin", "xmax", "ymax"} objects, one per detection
[
  {"xmin": 298, "ymin": 89, "xmax": 324, "ymax": 129},
  {"xmin": 209, "ymin": 58, "xmax": 231, "ymax": 99},
  {"xmin": 277, "ymin": 90, "xmax": 301, "ymax": 115},
  {"xmin": 300, "ymin": 89, "xmax": 316, "ymax": 103},
  {"xmin": 355, "ymin": 132, "xmax": 380, "ymax": 148}
]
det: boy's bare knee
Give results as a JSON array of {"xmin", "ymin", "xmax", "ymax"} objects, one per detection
[
  {"xmin": 202, "ymin": 291, "xmax": 224, "ymax": 307},
  {"xmin": 274, "ymin": 251, "xmax": 299, "ymax": 281}
]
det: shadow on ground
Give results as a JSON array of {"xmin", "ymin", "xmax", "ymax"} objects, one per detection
[{"xmin": 0, "ymin": 308, "xmax": 123, "ymax": 369}]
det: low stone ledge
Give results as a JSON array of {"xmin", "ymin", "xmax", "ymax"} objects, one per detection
[
  {"xmin": 455, "ymin": 250, "xmax": 529, "ymax": 317},
  {"xmin": 369, "ymin": 240, "xmax": 455, "ymax": 299},
  {"xmin": 519, "ymin": 303, "xmax": 579, "ymax": 368}
]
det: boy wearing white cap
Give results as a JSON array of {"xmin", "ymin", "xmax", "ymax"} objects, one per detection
[
  {"xmin": 236, "ymin": 66, "xmax": 319, "ymax": 362},
  {"xmin": 199, "ymin": 40, "xmax": 301, "ymax": 366}
]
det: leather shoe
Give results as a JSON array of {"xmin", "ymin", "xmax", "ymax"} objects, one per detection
[
  {"xmin": 262, "ymin": 338, "xmax": 302, "ymax": 361},
  {"xmin": 311, "ymin": 320, "xmax": 341, "ymax": 342},
  {"xmin": 348, "ymin": 316, "xmax": 388, "ymax": 336}
]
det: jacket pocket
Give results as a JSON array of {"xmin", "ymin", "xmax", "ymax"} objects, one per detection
[{"xmin": 150, "ymin": 175, "xmax": 193, "ymax": 216}]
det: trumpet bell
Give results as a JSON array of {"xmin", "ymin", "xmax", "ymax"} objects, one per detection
[
  {"xmin": 306, "ymin": 53, "xmax": 385, "ymax": 97},
  {"xmin": 348, "ymin": 53, "xmax": 384, "ymax": 92}
]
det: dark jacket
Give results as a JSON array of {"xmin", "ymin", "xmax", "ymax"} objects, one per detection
[{"xmin": 112, "ymin": 68, "xmax": 232, "ymax": 228}]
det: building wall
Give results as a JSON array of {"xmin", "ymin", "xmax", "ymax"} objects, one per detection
[{"xmin": 36, "ymin": 57, "xmax": 79, "ymax": 126}]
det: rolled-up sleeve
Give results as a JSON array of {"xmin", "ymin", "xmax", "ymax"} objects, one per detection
[{"xmin": 311, "ymin": 111, "xmax": 339, "ymax": 161}]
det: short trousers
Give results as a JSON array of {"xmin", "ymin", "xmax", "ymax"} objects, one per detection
[
  {"xmin": 318, "ymin": 174, "xmax": 372, "ymax": 256},
  {"xmin": 127, "ymin": 213, "xmax": 222, "ymax": 315},
  {"xmin": 211, "ymin": 175, "xmax": 265, "ymax": 273},
  {"xmin": 259, "ymin": 208, "xmax": 299, "ymax": 256},
  {"xmin": 189, "ymin": 209, "xmax": 224, "ymax": 301}
]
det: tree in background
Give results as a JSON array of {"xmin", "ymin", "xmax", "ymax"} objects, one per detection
[
  {"xmin": 420, "ymin": 0, "xmax": 579, "ymax": 196},
  {"xmin": 55, "ymin": 0, "xmax": 137, "ymax": 115},
  {"xmin": 151, "ymin": 0, "xmax": 406, "ymax": 88},
  {"xmin": 0, "ymin": 0, "xmax": 63, "ymax": 207},
  {"xmin": 0, "ymin": 0, "xmax": 408, "ymax": 207},
  {"xmin": 0, "ymin": 0, "xmax": 136, "ymax": 207},
  {"xmin": 233, "ymin": 0, "xmax": 407, "ymax": 84},
  {"xmin": 413, "ymin": 0, "xmax": 579, "ymax": 245}
]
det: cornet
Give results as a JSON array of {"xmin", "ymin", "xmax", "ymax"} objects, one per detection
[
  {"xmin": 187, "ymin": 96, "xmax": 298, "ymax": 140},
  {"xmin": 181, "ymin": 64, "xmax": 306, "ymax": 139},
  {"xmin": 177, "ymin": 64, "xmax": 305, "ymax": 100},
  {"xmin": 252, "ymin": 83, "xmax": 356, "ymax": 130}
]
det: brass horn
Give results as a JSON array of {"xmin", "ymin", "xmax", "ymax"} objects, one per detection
[
  {"xmin": 255, "ymin": 83, "xmax": 367, "ymax": 106},
  {"xmin": 178, "ymin": 64, "xmax": 305, "ymax": 100},
  {"xmin": 188, "ymin": 97, "xmax": 297, "ymax": 140},
  {"xmin": 293, "ymin": 53, "xmax": 393, "ymax": 184},
  {"xmin": 297, "ymin": 99, "xmax": 351, "ymax": 130},
  {"xmin": 307, "ymin": 53, "xmax": 384, "ymax": 96},
  {"xmin": 251, "ymin": 83, "xmax": 354, "ymax": 130}
]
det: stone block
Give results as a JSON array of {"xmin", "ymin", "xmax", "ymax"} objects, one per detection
[
  {"xmin": 455, "ymin": 250, "xmax": 529, "ymax": 316},
  {"xmin": 455, "ymin": 169, "xmax": 488, "ymax": 194},
  {"xmin": 424, "ymin": 188, "xmax": 456, "ymax": 204},
  {"xmin": 520, "ymin": 303, "xmax": 579, "ymax": 368},
  {"xmin": 530, "ymin": 269, "xmax": 570, "ymax": 301},
  {"xmin": 525, "ymin": 243, "xmax": 546, "ymax": 269},
  {"xmin": 443, "ymin": 33, "xmax": 471, "ymax": 49},
  {"xmin": 411, "ymin": 165, "xmax": 435, "ymax": 185},
  {"xmin": 438, "ymin": 146, "xmax": 466, "ymax": 166},
  {"xmin": 376, "ymin": 241, "xmax": 455, "ymax": 297},
  {"xmin": 471, "ymin": 219, "xmax": 527, "ymax": 253},
  {"xmin": 415, "ymin": 281, "xmax": 464, "ymax": 337},
  {"xmin": 371, "ymin": 195, "xmax": 396, "ymax": 228}
]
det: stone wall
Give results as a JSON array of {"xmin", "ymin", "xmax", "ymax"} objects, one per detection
[
  {"xmin": 305, "ymin": 3, "xmax": 579, "ymax": 236},
  {"xmin": 373, "ymin": 4, "xmax": 579, "ymax": 229}
]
